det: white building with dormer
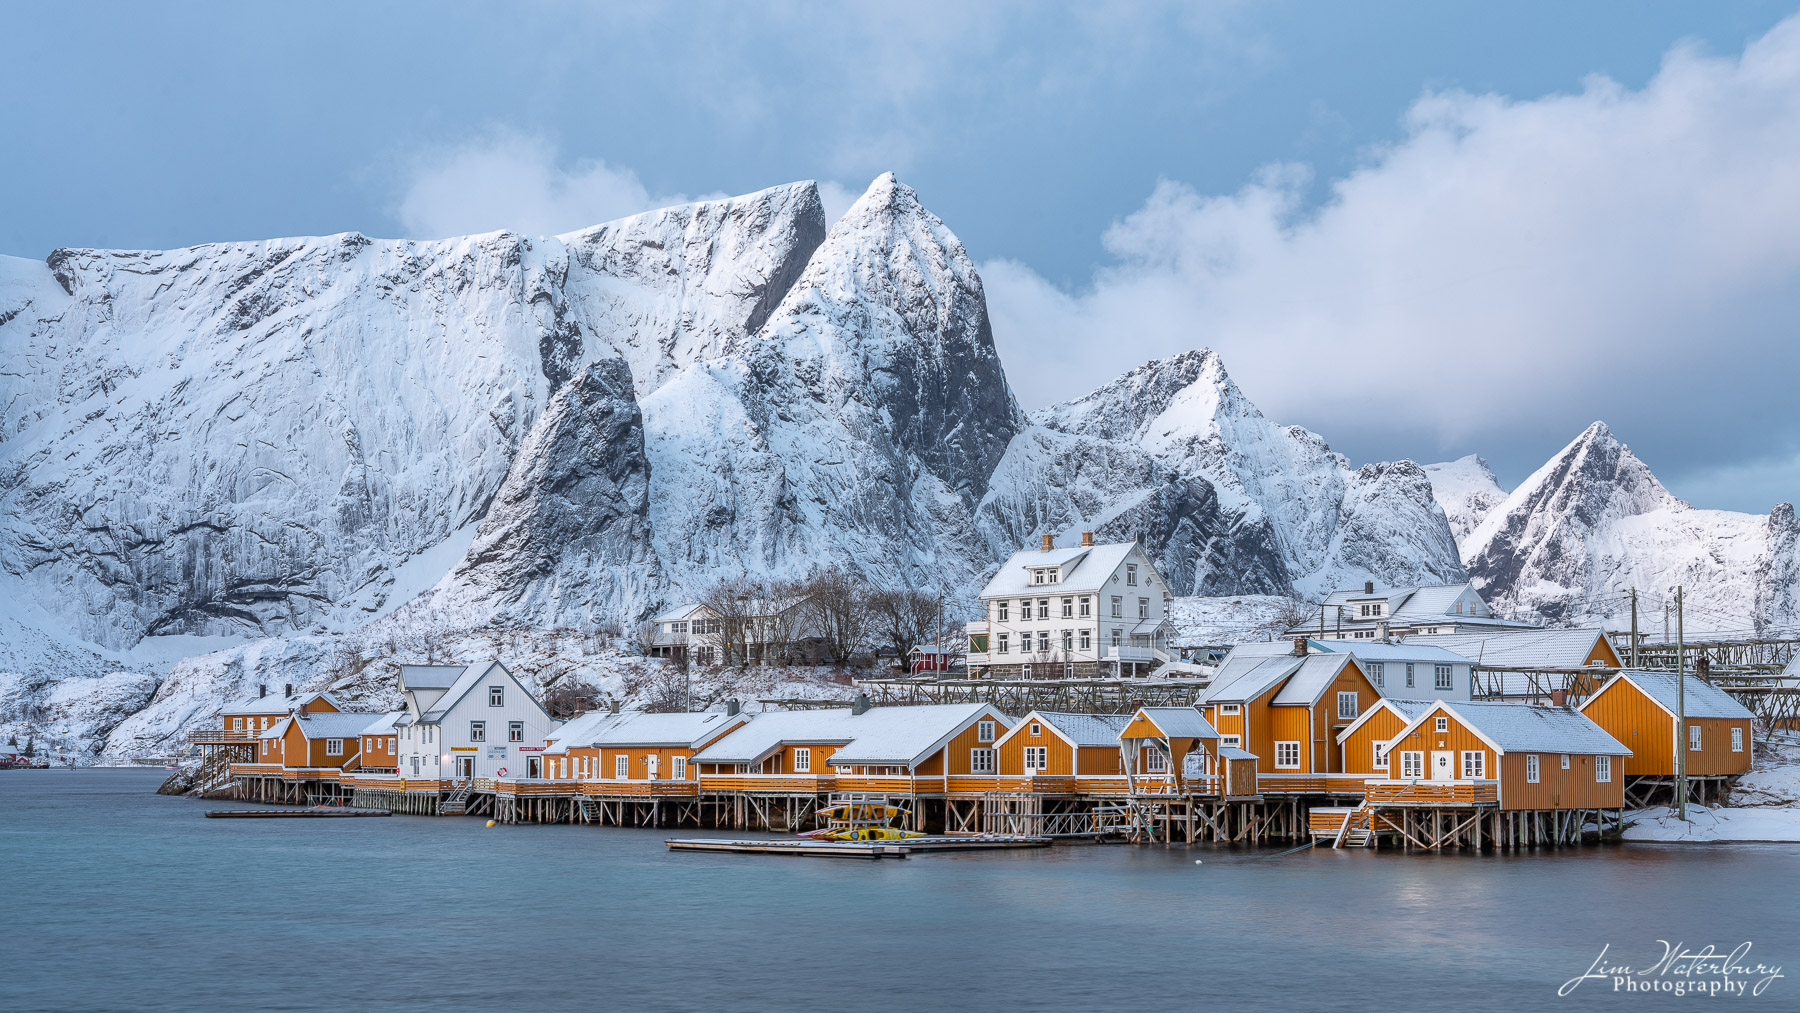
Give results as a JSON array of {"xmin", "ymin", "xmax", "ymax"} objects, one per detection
[
  {"xmin": 965, "ymin": 533, "xmax": 1174, "ymax": 679},
  {"xmin": 393, "ymin": 661, "xmax": 559, "ymax": 781},
  {"xmin": 1288, "ymin": 580, "xmax": 1537, "ymax": 641}
]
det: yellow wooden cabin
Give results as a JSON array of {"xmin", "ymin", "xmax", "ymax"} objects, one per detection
[
  {"xmin": 1199, "ymin": 644, "xmax": 1382, "ymax": 793},
  {"xmin": 1376, "ymin": 700, "xmax": 1630, "ymax": 811},
  {"xmin": 1117, "ymin": 706, "xmax": 1236, "ymax": 795},
  {"xmin": 1334, "ymin": 698, "xmax": 1437, "ymax": 777},
  {"xmin": 1578, "ymin": 671, "xmax": 1754, "ymax": 779},
  {"xmin": 542, "ymin": 709, "xmax": 750, "ymax": 786}
]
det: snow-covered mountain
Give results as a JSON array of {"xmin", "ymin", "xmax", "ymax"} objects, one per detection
[
  {"xmin": 1423, "ymin": 455, "xmax": 1508, "ymax": 542},
  {"xmin": 1451, "ymin": 422, "xmax": 1800, "ymax": 633},
  {"xmin": 978, "ymin": 350, "xmax": 1468, "ymax": 599}
]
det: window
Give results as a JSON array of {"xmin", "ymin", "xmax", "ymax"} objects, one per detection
[
  {"xmin": 1406, "ymin": 664, "xmax": 1416, "ymax": 688},
  {"xmin": 1019, "ymin": 599, "xmax": 1031, "ymax": 620},
  {"xmin": 1596, "ymin": 755, "xmax": 1612, "ymax": 783},
  {"xmin": 1061, "ymin": 597, "xmax": 1073, "ymax": 618},
  {"xmin": 1689, "ymin": 724, "xmax": 1702, "ymax": 752},
  {"xmin": 1079, "ymin": 597, "xmax": 1091, "ymax": 617},
  {"xmin": 1370, "ymin": 662, "xmax": 1384, "ymax": 687},
  {"xmin": 1024, "ymin": 746, "xmax": 1048, "ymax": 771},
  {"xmin": 508, "ymin": 721, "xmax": 523, "ymax": 743},
  {"xmin": 970, "ymin": 748, "xmax": 996, "ymax": 773},
  {"xmin": 794, "ymin": 748, "xmax": 811, "ymax": 772},
  {"xmin": 1037, "ymin": 599, "xmax": 1049, "ymax": 620},
  {"xmin": 1222, "ymin": 735, "xmax": 1241, "ymax": 749},
  {"xmin": 1526, "ymin": 754, "xmax": 1540, "ymax": 782},
  {"xmin": 1274, "ymin": 741, "xmax": 1302, "ymax": 769},
  {"xmin": 1126, "ymin": 563, "xmax": 1138, "ymax": 586},
  {"xmin": 1434, "ymin": 716, "xmax": 1448, "ymax": 733},
  {"xmin": 1373, "ymin": 744, "xmax": 1388, "ymax": 770},
  {"xmin": 1400, "ymin": 751, "xmax": 1424, "ymax": 778},
  {"xmin": 489, "ymin": 686, "xmax": 504, "ymax": 707},
  {"xmin": 1029, "ymin": 722, "xmax": 1042, "ymax": 736},
  {"xmin": 411, "ymin": 756, "xmax": 420, "ymax": 776},
  {"xmin": 232, "ymin": 717, "xmax": 244, "ymax": 730},
  {"xmin": 1037, "ymin": 632, "xmax": 1050, "ymax": 654},
  {"xmin": 1435, "ymin": 665, "xmax": 1453, "ymax": 691},
  {"xmin": 615, "ymin": 754, "xmax": 629, "ymax": 779},
  {"xmin": 1111, "ymin": 629, "xmax": 1122, "ymax": 647},
  {"xmin": 1021, "ymin": 665, "xmax": 1032, "ymax": 678},
  {"xmin": 997, "ymin": 601, "xmax": 1009, "ymax": 622},
  {"xmin": 1561, "ymin": 754, "xmax": 1570, "ymax": 770},
  {"xmin": 996, "ymin": 633, "xmax": 1009, "ymax": 654},
  {"xmin": 1032, "ymin": 569, "xmax": 1045, "ymax": 585},
  {"xmin": 387, "ymin": 737, "xmax": 396, "ymax": 752},
  {"xmin": 1111, "ymin": 596, "xmax": 1122, "ymax": 618},
  {"xmin": 1075, "ymin": 629, "xmax": 1089, "ymax": 651},
  {"xmin": 673, "ymin": 756, "xmax": 688, "ymax": 779},
  {"xmin": 322, "ymin": 737, "xmax": 342, "ymax": 757},
  {"xmin": 470, "ymin": 721, "xmax": 486, "ymax": 742},
  {"xmin": 1138, "ymin": 597, "xmax": 1149, "ymax": 619},
  {"xmin": 1732, "ymin": 727, "xmax": 1745, "ymax": 752},
  {"xmin": 977, "ymin": 719, "xmax": 996, "ymax": 743},
  {"xmin": 1455, "ymin": 602, "xmax": 1463, "ymax": 614},
  {"xmin": 1337, "ymin": 692, "xmax": 1358, "ymax": 720},
  {"xmin": 1461, "ymin": 750, "xmax": 1486, "ymax": 778},
  {"xmin": 1061, "ymin": 630, "xmax": 1073, "ymax": 651},
  {"xmin": 1220, "ymin": 703, "xmax": 1241, "ymax": 716},
  {"xmin": 1145, "ymin": 749, "xmax": 1167, "ymax": 773}
]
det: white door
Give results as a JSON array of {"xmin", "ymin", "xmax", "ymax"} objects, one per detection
[
  {"xmin": 456, "ymin": 756, "xmax": 474, "ymax": 779},
  {"xmin": 1430, "ymin": 750, "xmax": 1456, "ymax": 781},
  {"xmin": 647, "ymin": 755, "xmax": 660, "ymax": 781}
]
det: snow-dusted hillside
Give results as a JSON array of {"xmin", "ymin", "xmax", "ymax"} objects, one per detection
[
  {"xmin": 1459, "ymin": 422, "xmax": 1800, "ymax": 632},
  {"xmin": 1424, "ymin": 455, "xmax": 1509, "ymax": 543},
  {"xmin": 979, "ymin": 350, "xmax": 1468, "ymax": 598}
]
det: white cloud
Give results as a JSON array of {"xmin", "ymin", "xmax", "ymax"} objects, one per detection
[
  {"xmin": 394, "ymin": 133, "xmax": 719, "ymax": 240},
  {"xmin": 983, "ymin": 16, "xmax": 1800, "ymax": 509}
]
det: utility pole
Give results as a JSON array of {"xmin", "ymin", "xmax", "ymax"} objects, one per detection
[
  {"xmin": 1676, "ymin": 585, "xmax": 1687, "ymax": 822},
  {"xmin": 1629, "ymin": 589, "xmax": 1639, "ymax": 668}
]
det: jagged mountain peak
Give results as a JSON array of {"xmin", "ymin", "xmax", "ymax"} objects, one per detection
[
  {"xmin": 1471, "ymin": 421, "xmax": 1679, "ymax": 549},
  {"xmin": 1037, "ymin": 348, "xmax": 1257, "ymax": 447},
  {"xmin": 1423, "ymin": 454, "xmax": 1508, "ymax": 546}
]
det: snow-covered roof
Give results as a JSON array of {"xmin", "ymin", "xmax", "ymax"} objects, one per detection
[
  {"xmin": 1216, "ymin": 746, "xmax": 1257, "ymax": 760},
  {"xmin": 360, "ymin": 711, "xmax": 403, "ymax": 736},
  {"xmin": 395, "ymin": 661, "xmax": 544, "ymax": 726},
  {"xmin": 259, "ymin": 718, "xmax": 290, "ymax": 740},
  {"xmin": 828, "ymin": 703, "xmax": 1009, "ymax": 766},
  {"xmin": 651, "ymin": 603, "xmax": 707, "ymax": 624},
  {"xmin": 1334, "ymin": 697, "xmax": 1436, "ymax": 744},
  {"xmin": 596, "ymin": 711, "xmax": 749, "ymax": 748},
  {"xmin": 980, "ymin": 541, "xmax": 1137, "ymax": 598},
  {"xmin": 1015, "ymin": 711, "xmax": 1130, "ymax": 747},
  {"xmin": 1402, "ymin": 629, "xmax": 1614, "ymax": 669},
  {"xmin": 1201, "ymin": 655, "xmax": 1303, "ymax": 704},
  {"xmin": 222, "ymin": 690, "xmax": 338, "ymax": 715},
  {"xmin": 1585, "ymin": 671, "xmax": 1754, "ymax": 721},
  {"xmin": 1128, "ymin": 707, "xmax": 1220, "ymax": 740},
  {"xmin": 397, "ymin": 665, "xmax": 466, "ymax": 690},
  {"xmin": 1271, "ymin": 654, "xmax": 1358, "ymax": 707},
  {"xmin": 1312, "ymin": 641, "xmax": 1475, "ymax": 665},
  {"xmin": 542, "ymin": 711, "xmax": 620, "ymax": 754},
  {"xmin": 692, "ymin": 708, "xmax": 860, "ymax": 764},
  {"xmin": 1394, "ymin": 701, "xmax": 1630, "ymax": 755},
  {"xmin": 292, "ymin": 712, "xmax": 387, "ymax": 739}
]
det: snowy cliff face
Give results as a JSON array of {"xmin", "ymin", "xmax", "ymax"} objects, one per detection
[
  {"xmin": 1423, "ymin": 455, "xmax": 1509, "ymax": 545},
  {"xmin": 1462, "ymin": 422, "xmax": 1800, "ymax": 631},
  {"xmin": 980, "ymin": 350, "xmax": 1467, "ymax": 597}
]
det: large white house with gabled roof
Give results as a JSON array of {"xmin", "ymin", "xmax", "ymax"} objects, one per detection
[
  {"xmin": 1291, "ymin": 580, "xmax": 1536, "ymax": 640},
  {"xmin": 966, "ymin": 533, "xmax": 1173, "ymax": 678},
  {"xmin": 393, "ymin": 661, "xmax": 558, "ymax": 781}
]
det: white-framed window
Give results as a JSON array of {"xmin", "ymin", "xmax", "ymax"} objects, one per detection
[
  {"xmin": 1037, "ymin": 632, "xmax": 1050, "ymax": 654},
  {"xmin": 1435, "ymin": 665, "xmax": 1453, "ymax": 690},
  {"xmin": 1689, "ymin": 724, "xmax": 1703, "ymax": 752},
  {"xmin": 673, "ymin": 756, "xmax": 688, "ymax": 780},
  {"xmin": 1274, "ymin": 741, "xmax": 1301, "ymax": 769},
  {"xmin": 1061, "ymin": 630, "xmax": 1073, "ymax": 651},
  {"xmin": 1018, "ymin": 598, "xmax": 1031, "ymax": 619},
  {"xmin": 615, "ymin": 754, "xmax": 629, "ymax": 779},
  {"xmin": 489, "ymin": 686, "xmax": 504, "ymax": 707},
  {"xmin": 1061, "ymin": 597, "xmax": 1073, "ymax": 618},
  {"xmin": 1064, "ymin": 662, "xmax": 1074, "ymax": 678},
  {"xmin": 1400, "ymin": 751, "xmax": 1424, "ymax": 778},
  {"xmin": 1369, "ymin": 662, "xmax": 1384, "ymax": 687},
  {"xmin": 1373, "ymin": 743, "xmax": 1388, "ymax": 770},
  {"xmin": 1037, "ymin": 600, "xmax": 1049, "ymax": 620},
  {"xmin": 997, "ymin": 601, "xmax": 1009, "ymax": 622},
  {"xmin": 1111, "ymin": 628, "xmax": 1122, "ymax": 646},
  {"xmin": 794, "ymin": 747, "xmax": 811, "ymax": 772},
  {"xmin": 1461, "ymin": 750, "xmax": 1485, "ymax": 778},
  {"xmin": 1434, "ymin": 716, "xmax": 1448, "ymax": 733},
  {"xmin": 1137, "ymin": 597, "xmax": 1148, "ymax": 619},
  {"xmin": 1220, "ymin": 703, "xmax": 1241, "ymax": 716},
  {"xmin": 1732, "ymin": 727, "xmax": 1745, "ymax": 752},
  {"xmin": 1079, "ymin": 629, "xmax": 1091, "ymax": 650},
  {"xmin": 470, "ymin": 721, "xmax": 486, "ymax": 742},
  {"xmin": 1145, "ymin": 749, "xmax": 1167, "ymax": 773},
  {"xmin": 1126, "ymin": 563, "xmax": 1138, "ymax": 586},
  {"xmin": 1032, "ymin": 569, "xmax": 1046, "ymax": 585},
  {"xmin": 1029, "ymin": 721, "xmax": 1042, "ymax": 736},
  {"xmin": 1406, "ymin": 664, "xmax": 1416, "ymax": 688},
  {"xmin": 1021, "ymin": 665, "xmax": 1032, "ymax": 678},
  {"xmin": 1079, "ymin": 597, "xmax": 1091, "ymax": 617},
  {"xmin": 325, "ymin": 738, "xmax": 343, "ymax": 756},
  {"xmin": 1337, "ymin": 692, "xmax": 1358, "ymax": 720},
  {"xmin": 970, "ymin": 748, "xmax": 996, "ymax": 773},
  {"xmin": 232, "ymin": 717, "xmax": 244, "ymax": 730},
  {"xmin": 978, "ymin": 719, "xmax": 996, "ymax": 743},
  {"xmin": 1526, "ymin": 754, "xmax": 1540, "ymax": 782},
  {"xmin": 1596, "ymin": 755, "xmax": 1612, "ymax": 783},
  {"xmin": 996, "ymin": 633, "xmax": 1010, "ymax": 654},
  {"xmin": 387, "ymin": 737, "xmax": 396, "ymax": 752},
  {"xmin": 411, "ymin": 756, "xmax": 420, "ymax": 775},
  {"xmin": 1111, "ymin": 596, "xmax": 1122, "ymax": 618},
  {"xmin": 1222, "ymin": 734, "xmax": 1241, "ymax": 749},
  {"xmin": 508, "ymin": 721, "xmax": 523, "ymax": 742},
  {"xmin": 1023, "ymin": 746, "xmax": 1048, "ymax": 771},
  {"xmin": 1561, "ymin": 754, "xmax": 1570, "ymax": 769}
]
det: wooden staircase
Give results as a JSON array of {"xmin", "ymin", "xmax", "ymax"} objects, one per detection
[
  {"xmin": 438, "ymin": 779, "xmax": 473, "ymax": 815},
  {"xmin": 1332, "ymin": 803, "xmax": 1378, "ymax": 848}
]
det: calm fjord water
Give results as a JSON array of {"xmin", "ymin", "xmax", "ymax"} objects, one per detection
[{"xmin": 5, "ymin": 769, "xmax": 1795, "ymax": 1012}]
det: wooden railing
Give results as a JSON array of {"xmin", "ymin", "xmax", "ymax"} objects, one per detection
[
  {"xmin": 1362, "ymin": 779, "xmax": 1498, "ymax": 805},
  {"xmin": 228, "ymin": 763, "xmax": 284, "ymax": 776},
  {"xmin": 831, "ymin": 774, "xmax": 948, "ymax": 793},
  {"xmin": 576, "ymin": 779, "xmax": 700, "ymax": 797},
  {"xmin": 191, "ymin": 729, "xmax": 262, "ymax": 744},
  {"xmin": 1255, "ymin": 773, "xmax": 1372, "ymax": 795},
  {"xmin": 696, "ymin": 774, "xmax": 838, "ymax": 793}
]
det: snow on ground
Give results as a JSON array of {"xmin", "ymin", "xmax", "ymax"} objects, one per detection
[
  {"xmin": 1623, "ymin": 734, "xmax": 1800, "ymax": 842},
  {"xmin": 1167, "ymin": 595, "xmax": 1301, "ymax": 646}
]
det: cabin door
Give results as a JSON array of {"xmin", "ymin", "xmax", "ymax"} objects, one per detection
[
  {"xmin": 456, "ymin": 756, "xmax": 474, "ymax": 779},
  {"xmin": 1430, "ymin": 750, "xmax": 1456, "ymax": 781},
  {"xmin": 647, "ymin": 755, "xmax": 660, "ymax": 781},
  {"xmin": 527, "ymin": 756, "xmax": 542, "ymax": 779}
]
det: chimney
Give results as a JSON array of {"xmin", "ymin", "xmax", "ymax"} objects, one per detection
[
  {"xmin": 726, "ymin": 698, "xmax": 741, "ymax": 716},
  {"xmin": 1364, "ymin": 580, "xmax": 1374, "ymax": 595},
  {"xmin": 1550, "ymin": 689, "xmax": 1568, "ymax": 707},
  {"xmin": 1040, "ymin": 533, "xmax": 1054, "ymax": 552},
  {"xmin": 1292, "ymin": 637, "xmax": 1308, "ymax": 657},
  {"xmin": 852, "ymin": 692, "xmax": 871, "ymax": 715},
  {"xmin": 1081, "ymin": 531, "xmax": 1093, "ymax": 547},
  {"xmin": 283, "ymin": 683, "xmax": 292, "ymax": 698},
  {"xmin": 1377, "ymin": 621, "xmax": 1390, "ymax": 643},
  {"xmin": 609, "ymin": 700, "xmax": 621, "ymax": 715},
  {"xmin": 257, "ymin": 684, "xmax": 266, "ymax": 699},
  {"xmin": 297, "ymin": 699, "xmax": 309, "ymax": 718}
]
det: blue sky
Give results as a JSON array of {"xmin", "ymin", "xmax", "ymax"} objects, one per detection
[{"xmin": 5, "ymin": 2, "xmax": 1798, "ymax": 511}]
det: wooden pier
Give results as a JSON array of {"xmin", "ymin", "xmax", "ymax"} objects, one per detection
[{"xmin": 206, "ymin": 807, "xmax": 391, "ymax": 819}]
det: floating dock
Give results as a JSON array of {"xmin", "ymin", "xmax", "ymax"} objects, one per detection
[
  {"xmin": 205, "ymin": 807, "xmax": 392, "ymax": 819},
  {"xmin": 666, "ymin": 834, "xmax": 1052, "ymax": 858}
]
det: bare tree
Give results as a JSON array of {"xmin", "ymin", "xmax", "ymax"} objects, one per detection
[
  {"xmin": 869, "ymin": 588, "xmax": 938, "ymax": 669},
  {"xmin": 543, "ymin": 680, "xmax": 602, "ymax": 720},
  {"xmin": 798, "ymin": 567, "xmax": 872, "ymax": 664},
  {"xmin": 631, "ymin": 618, "xmax": 663, "ymax": 657},
  {"xmin": 699, "ymin": 576, "xmax": 808, "ymax": 666}
]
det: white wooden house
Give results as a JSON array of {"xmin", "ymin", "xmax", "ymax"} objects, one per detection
[{"xmin": 393, "ymin": 662, "xmax": 558, "ymax": 780}]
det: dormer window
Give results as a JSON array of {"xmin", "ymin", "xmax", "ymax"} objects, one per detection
[{"xmin": 1031, "ymin": 567, "xmax": 1060, "ymax": 585}]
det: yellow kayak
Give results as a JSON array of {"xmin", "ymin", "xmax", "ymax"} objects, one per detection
[{"xmin": 816, "ymin": 826, "xmax": 926, "ymax": 841}]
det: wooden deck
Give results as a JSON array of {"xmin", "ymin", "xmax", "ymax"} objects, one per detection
[{"xmin": 1363, "ymin": 780, "xmax": 1499, "ymax": 806}]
